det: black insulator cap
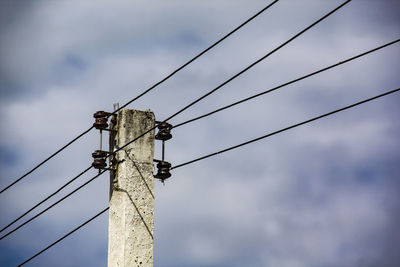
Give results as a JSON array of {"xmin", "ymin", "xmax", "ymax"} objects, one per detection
[
  {"xmin": 154, "ymin": 161, "xmax": 171, "ymax": 181},
  {"xmin": 93, "ymin": 118, "xmax": 108, "ymax": 129},
  {"xmin": 92, "ymin": 150, "xmax": 108, "ymax": 158},
  {"xmin": 155, "ymin": 122, "xmax": 172, "ymax": 141},
  {"xmin": 92, "ymin": 158, "xmax": 107, "ymax": 169},
  {"xmin": 155, "ymin": 131, "xmax": 172, "ymax": 141},
  {"xmin": 93, "ymin": 111, "xmax": 110, "ymax": 118}
]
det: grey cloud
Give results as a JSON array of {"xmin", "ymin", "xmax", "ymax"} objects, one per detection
[
  {"xmin": 1, "ymin": 0, "xmax": 399, "ymax": 266},
  {"xmin": 0, "ymin": 0, "xmax": 36, "ymax": 31}
]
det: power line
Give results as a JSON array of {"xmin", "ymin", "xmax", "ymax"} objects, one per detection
[
  {"xmin": 0, "ymin": 170, "xmax": 107, "ymax": 240},
  {"xmin": 0, "ymin": 127, "xmax": 93, "ymax": 195},
  {"xmin": 110, "ymin": 0, "xmax": 353, "ymax": 155},
  {"xmin": 171, "ymin": 87, "xmax": 400, "ymax": 170},
  {"xmin": 164, "ymin": 0, "xmax": 352, "ymax": 122},
  {"xmin": 110, "ymin": 0, "xmax": 352, "ymax": 161},
  {"xmin": 111, "ymin": 0, "xmax": 280, "ymax": 115},
  {"xmin": 14, "ymin": 87, "xmax": 399, "ymax": 266},
  {"xmin": 0, "ymin": 0, "xmax": 279, "ymax": 195},
  {"xmin": 173, "ymin": 39, "xmax": 400, "ymax": 129},
  {"xmin": 16, "ymin": 36, "xmax": 394, "ymax": 238},
  {"xmin": 0, "ymin": 166, "xmax": 93, "ymax": 233},
  {"xmin": 1, "ymin": 1, "xmax": 353, "ymax": 235},
  {"xmin": 4, "ymin": 0, "xmax": 281, "ymax": 243},
  {"xmin": 2, "ymin": 0, "xmax": 353, "ymax": 243},
  {"xmin": 15, "ymin": 88, "xmax": 399, "ymax": 267},
  {"xmin": 104, "ymin": 0, "xmax": 284, "ymax": 157},
  {"xmin": 6, "ymin": 109, "xmax": 157, "ymax": 233},
  {"xmin": 17, "ymin": 207, "xmax": 109, "ymax": 267}
]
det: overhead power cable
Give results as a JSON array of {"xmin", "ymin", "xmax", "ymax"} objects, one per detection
[
  {"xmin": 112, "ymin": 0, "xmax": 280, "ymax": 115},
  {"xmin": 164, "ymin": 0, "xmax": 352, "ymax": 122},
  {"xmin": 0, "ymin": 170, "xmax": 107, "ymax": 240},
  {"xmin": 0, "ymin": 166, "xmax": 93, "ymax": 233},
  {"xmin": 16, "ymin": 88, "xmax": 400, "ymax": 267},
  {"xmin": 111, "ymin": 0, "xmax": 352, "ymax": 156},
  {"xmin": 17, "ymin": 207, "xmax": 109, "ymax": 267},
  {"xmin": 10, "ymin": 38, "xmax": 397, "ymax": 235},
  {"xmin": 171, "ymin": 87, "xmax": 400, "ymax": 170},
  {"xmin": 0, "ymin": 128, "xmax": 93, "ymax": 195},
  {"xmin": 2, "ymin": 0, "xmax": 352, "ymax": 230},
  {"xmin": 0, "ymin": 1, "xmax": 279, "ymax": 195},
  {"xmin": 173, "ymin": 39, "xmax": 400, "ymax": 129},
  {"xmin": 2, "ymin": 0, "xmax": 353, "ymax": 240}
]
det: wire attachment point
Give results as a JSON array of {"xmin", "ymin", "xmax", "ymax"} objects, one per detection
[
  {"xmin": 91, "ymin": 150, "xmax": 118, "ymax": 173},
  {"xmin": 93, "ymin": 111, "xmax": 112, "ymax": 130},
  {"xmin": 155, "ymin": 122, "xmax": 172, "ymax": 141},
  {"xmin": 91, "ymin": 150, "xmax": 108, "ymax": 170},
  {"xmin": 154, "ymin": 122, "xmax": 173, "ymax": 182},
  {"xmin": 154, "ymin": 160, "xmax": 171, "ymax": 183}
]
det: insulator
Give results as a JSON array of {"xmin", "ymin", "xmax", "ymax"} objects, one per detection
[
  {"xmin": 93, "ymin": 111, "xmax": 110, "ymax": 118},
  {"xmin": 154, "ymin": 161, "xmax": 171, "ymax": 181},
  {"xmin": 93, "ymin": 111, "xmax": 111, "ymax": 130},
  {"xmin": 92, "ymin": 150, "xmax": 108, "ymax": 169},
  {"xmin": 93, "ymin": 117, "xmax": 108, "ymax": 130},
  {"xmin": 155, "ymin": 122, "xmax": 172, "ymax": 141},
  {"xmin": 92, "ymin": 158, "xmax": 107, "ymax": 169},
  {"xmin": 92, "ymin": 150, "xmax": 108, "ymax": 158}
]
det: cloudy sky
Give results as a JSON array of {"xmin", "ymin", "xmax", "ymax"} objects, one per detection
[{"xmin": 0, "ymin": 0, "xmax": 399, "ymax": 266}]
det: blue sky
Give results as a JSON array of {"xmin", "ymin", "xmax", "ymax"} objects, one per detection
[{"xmin": 0, "ymin": 0, "xmax": 399, "ymax": 266}]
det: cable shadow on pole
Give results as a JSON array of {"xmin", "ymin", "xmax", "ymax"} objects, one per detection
[
  {"xmin": 123, "ymin": 149, "xmax": 155, "ymax": 199},
  {"xmin": 112, "ymin": 187, "xmax": 154, "ymax": 240}
]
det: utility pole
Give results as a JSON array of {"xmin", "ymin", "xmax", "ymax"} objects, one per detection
[{"xmin": 108, "ymin": 109, "xmax": 155, "ymax": 267}]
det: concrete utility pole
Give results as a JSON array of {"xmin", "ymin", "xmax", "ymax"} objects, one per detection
[{"xmin": 108, "ymin": 109, "xmax": 155, "ymax": 267}]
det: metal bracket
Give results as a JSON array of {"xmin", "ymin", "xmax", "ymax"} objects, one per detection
[
  {"xmin": 109, "ymin": 104, "xmax": 119, "ymax": 189},
  {"xmin": 153, "ymin": 160, "xmax": 171, "ymax": 183},
  {"xmin": 153, "ymin": 121, "xmax": 173, "ymax": 183},
  {"xmin": 91, "ymin": 106, "xmax": 118, "ymax": 176}
]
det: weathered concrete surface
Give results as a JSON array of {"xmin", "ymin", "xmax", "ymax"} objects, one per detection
[{"xmin": 108, "ymin": 109, "xmax": 155, "ymax": 267}]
